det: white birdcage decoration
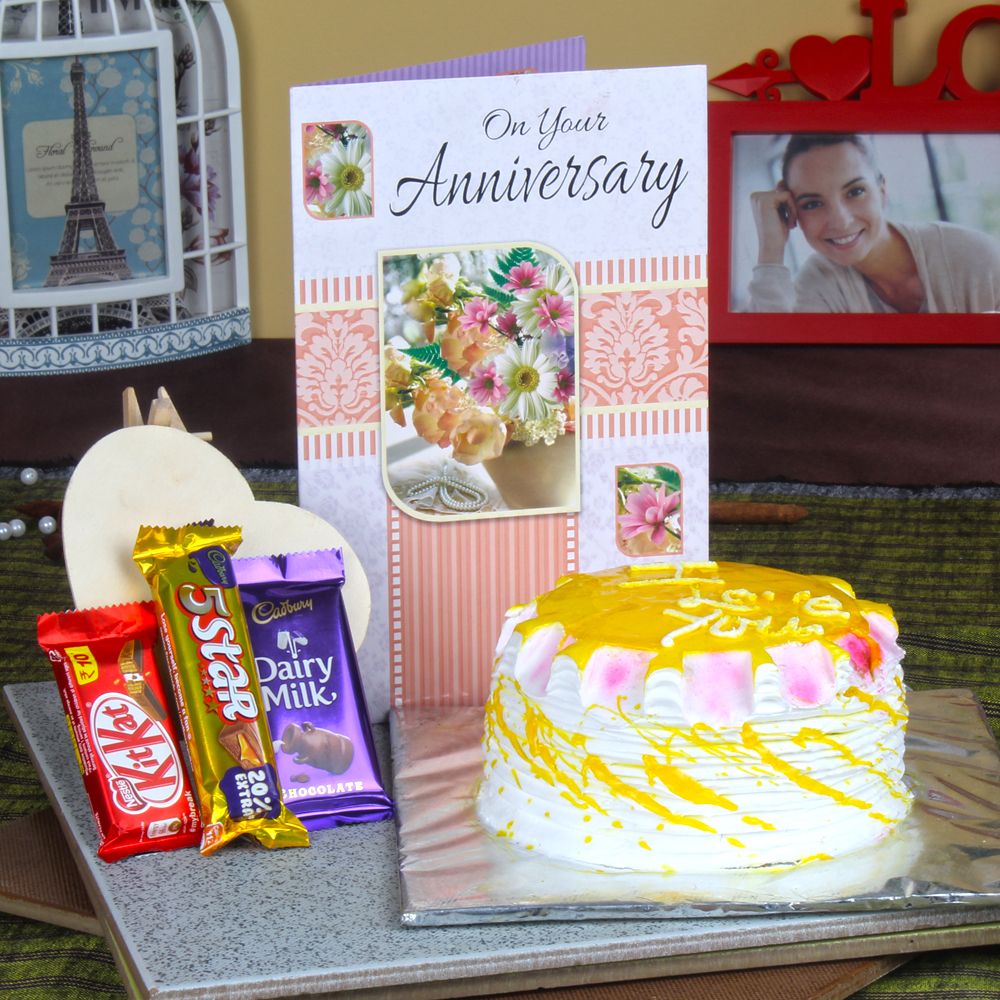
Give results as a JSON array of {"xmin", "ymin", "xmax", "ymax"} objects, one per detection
[{"xmin": 0, "ymin": 0, "xmax": 249, "ymax": 374}]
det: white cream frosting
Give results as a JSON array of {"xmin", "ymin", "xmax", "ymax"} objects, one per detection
[{"xmin": 477, "ymin": 561, "xmax": 911, "ymax": 873}]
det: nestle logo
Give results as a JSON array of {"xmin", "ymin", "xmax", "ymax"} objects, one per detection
[
  {"xmin": 90, "ymin": 694, "xmax": 185, "ymax": 812},
  {"xmin": 111, "ymin": 775, "xmax": 144, "ymax": 813}
]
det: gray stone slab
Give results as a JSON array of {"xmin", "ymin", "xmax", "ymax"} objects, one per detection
[{"xmin": 6, "ymin": 680, "xmax": 1000, "ymax": 1000}]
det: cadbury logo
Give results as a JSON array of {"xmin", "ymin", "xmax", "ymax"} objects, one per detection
[
  {"xmin": 207, "ymin": 547, "xmax": 233, "ymax": 585},
  {"xmin": 251, "ymin": 598, "xmax": 313, "ymax": 624},
  {"xmin": 90, "ymin": 693, "xmax": 184, "ymax": 812}
]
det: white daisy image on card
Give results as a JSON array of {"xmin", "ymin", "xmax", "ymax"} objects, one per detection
[{"xmin": 302, "ymin": 121, "xmax": 374, "ymax": 219}]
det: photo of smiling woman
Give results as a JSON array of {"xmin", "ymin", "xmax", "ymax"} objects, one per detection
[{"xmin": 732, "ymin": 132, "xmax": 1000, "ymax": 314}]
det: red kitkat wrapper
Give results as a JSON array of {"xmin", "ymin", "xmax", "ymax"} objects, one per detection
[{"xmin": 37, "ymin": 602, "xmax": 201, "ymax": 862}]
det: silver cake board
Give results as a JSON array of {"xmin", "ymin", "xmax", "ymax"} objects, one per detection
[
  {"xmin": 6, "ymin": 680, "xmax": 1000, "ymax": 1000},
  {"xmin": 392, "ymin": 690, "xmax": 1000, "ymax": 924}
]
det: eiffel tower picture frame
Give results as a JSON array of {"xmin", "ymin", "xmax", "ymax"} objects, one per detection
[
  {"xmin": 0, "ymin": 0, "xmax": 250, "ymax": 374},
  {"xmin": 0, "ymin": 26, "xmax": 182, "ymax": 304}
]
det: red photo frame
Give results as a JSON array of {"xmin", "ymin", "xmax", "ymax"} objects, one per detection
[{"xmin": 708, "ymin": 99, "xmax": 1000, "ymax": 343}]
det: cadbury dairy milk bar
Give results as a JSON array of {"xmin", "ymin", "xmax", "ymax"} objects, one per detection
[{"xmin": 234, "ymin": 549, "xmax": 393, "ymax": 830}]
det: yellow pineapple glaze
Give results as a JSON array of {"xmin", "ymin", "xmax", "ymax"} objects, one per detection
[{"xmin": 477, "ymin": 561, "xmax": 911, "ymax": 872}]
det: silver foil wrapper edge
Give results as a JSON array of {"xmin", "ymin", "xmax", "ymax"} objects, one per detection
[{"xmin": 390, "ymin": 688, "xmax": 1000, "ymax": 925}]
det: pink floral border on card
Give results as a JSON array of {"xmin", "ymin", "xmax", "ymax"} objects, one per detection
[
  {"xmin": 295, "ymin": 308, "xmax": 380, "ymax": 428},
  {"xmin": 294, "ymin": 254, "xmax": 708, "ymax": 431},
  {"xmin": 579, "ymin": 287, "xmax": 708, "ymax": 408}
]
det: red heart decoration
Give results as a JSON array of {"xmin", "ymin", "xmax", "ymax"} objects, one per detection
[{"xmin": 789, "ymin": 35, "xmax": 871, "ymax": 101}]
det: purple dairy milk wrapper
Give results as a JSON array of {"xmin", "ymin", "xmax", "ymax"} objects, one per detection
[{"xmin": 234, "ymin": 549, "xmax": 393, "ymax": 830}]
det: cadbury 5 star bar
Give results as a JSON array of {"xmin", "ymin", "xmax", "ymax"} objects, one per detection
[{"xmin": 133, "ymin": 524, "xmax": 309, "ymax": 855}]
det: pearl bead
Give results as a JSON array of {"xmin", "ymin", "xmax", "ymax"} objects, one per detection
[
  {"xmin": 9, "ymin": 518, "xmax": 25, "ymax": 538},
  {"xmin": 0, "ymin": 522, "xmax": 11, "ymax": 541},
  {"xmin": 405, "ymin": 474, "xmax": 488, "ymax": 512},
  {"xmin": 38, "ymin": 515, "xmax": 57, "ymax": 535},
  {"xmin": 19, "ymin": 467, "xmax": 39, "ymax": 486}
]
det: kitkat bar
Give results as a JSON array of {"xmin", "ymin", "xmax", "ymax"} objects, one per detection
[
  {"xmin": 132, "ymin": 524, "xmax": 309, "ymax": 855},
  {"xmin": 37, "ymin": 602, "xmax": 201, "ymax": 862}
]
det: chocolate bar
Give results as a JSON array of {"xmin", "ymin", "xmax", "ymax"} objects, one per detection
[
  {"xmin": 133, "ymin": 524, "xmax": 310, "ymax": 854},
  {"xmin": 37, "ymin": 602, "xmax": 201, "ymax": 861},
  {"xmin": 235, "ymin": 549, "xmax": 393, "ymax": 830}
]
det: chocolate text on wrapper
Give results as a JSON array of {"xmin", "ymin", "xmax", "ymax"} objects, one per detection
[
  {"xmin": 37, "ymin": 602, "xmax": 201, "ymax": 862},
  {"xmin": 235, "ymin": 548, "xmax": 393, "ymax": 830},
  {"xmin": 133, "ymin": 524, "xmax": 309, "ymax": 855}
]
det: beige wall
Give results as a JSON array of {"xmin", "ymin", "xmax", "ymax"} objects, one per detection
[{"xmin": 225, "ymin": 0, "xmax": 997, "ymax": 339}]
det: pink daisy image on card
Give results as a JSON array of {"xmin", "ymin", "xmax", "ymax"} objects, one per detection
[
  {"xmin": 615, "ymin": 464, "xmax": 682, "ymax": 556},
  {"xmin": 302, "ymin": 121, "xmax": 373, "ymax": 219}
]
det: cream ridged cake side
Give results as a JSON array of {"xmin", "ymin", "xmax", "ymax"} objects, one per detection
[{"xmin": 476, "ymin": 561, "xmax": 911, "ymax": 873}]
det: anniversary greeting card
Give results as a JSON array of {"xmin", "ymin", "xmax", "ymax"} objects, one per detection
[{"xmin": 291, "ymin": 47, "xmax": 708, "ymax": 718}]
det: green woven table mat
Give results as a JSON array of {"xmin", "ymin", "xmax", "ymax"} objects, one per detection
[
  {"xmin": 0, "ymin": 470, "xmax": 997, "ymax": 998},
  {"xmin": 709, "ymin": 489, "xmax": 1000, "ymax": 742}
]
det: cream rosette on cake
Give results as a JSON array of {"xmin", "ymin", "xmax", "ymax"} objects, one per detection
[{"xmin": 477, "ymin": 561, "xmax": 911, "ymax": 873}]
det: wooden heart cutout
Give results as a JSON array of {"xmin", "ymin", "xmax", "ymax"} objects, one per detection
[
  {"xmin": 61, "ymin": 426, "xmax": 371, "ymax": 649},
  {"xmin": 790, "ymin": 35, "xmax": 871, "ymax": 101}
]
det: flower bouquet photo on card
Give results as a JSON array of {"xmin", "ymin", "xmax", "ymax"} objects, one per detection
[{"xmin": 380, "ymin": 242, "xmax": 579, "ymax": 519}]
